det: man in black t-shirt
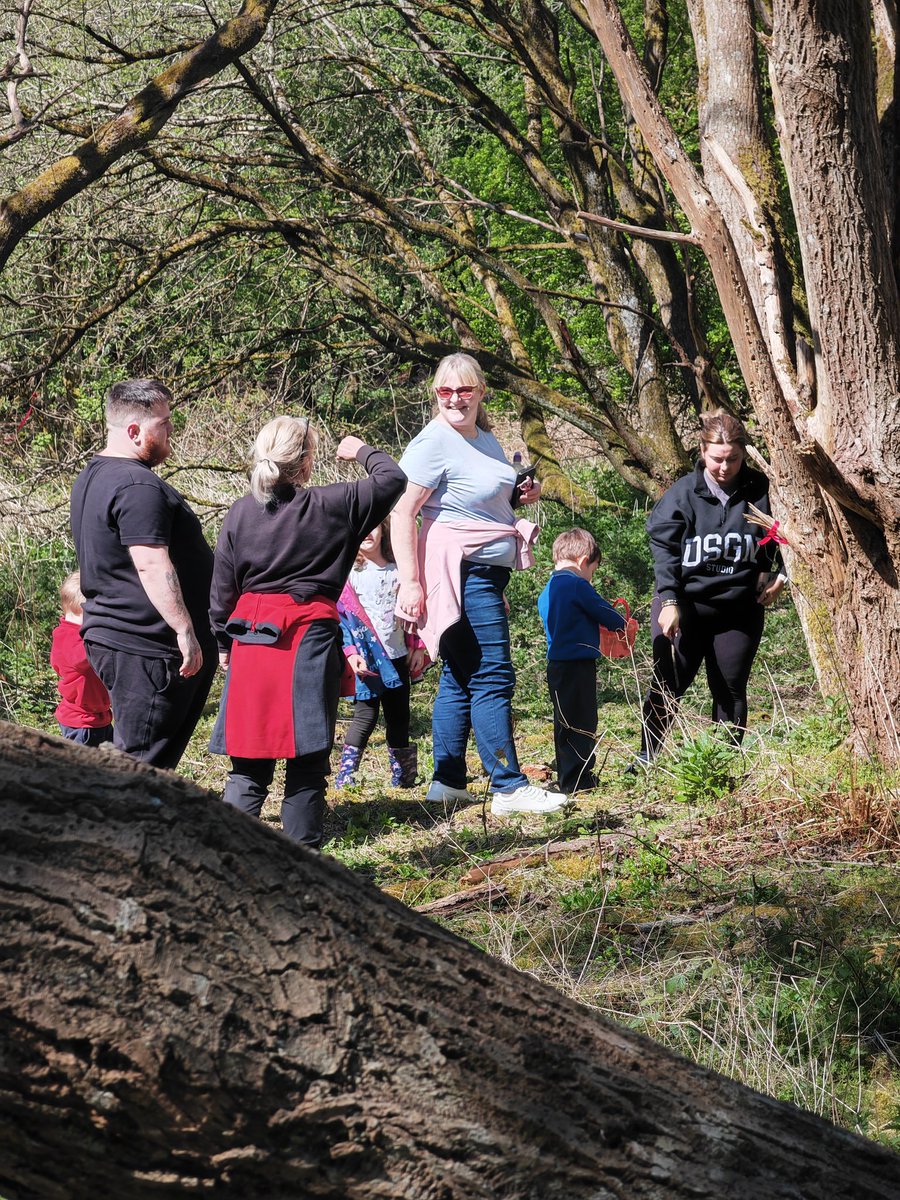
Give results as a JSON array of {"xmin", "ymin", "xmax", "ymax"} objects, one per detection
[{"xmin": 70, "ymin": 379, "xmax": 216, "ymax": 769}]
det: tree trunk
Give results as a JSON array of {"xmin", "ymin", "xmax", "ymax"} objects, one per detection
[
  {"xmin": 1, "ymin": 725, "xmax": 898, "ymax": 1199},
  {"xmin": 705, "ymin": 0, "xmax": 900, "ymax": 757},
  {"xmin": 584, "ymin": 0, "xmax": 900, "ymax": 760}
]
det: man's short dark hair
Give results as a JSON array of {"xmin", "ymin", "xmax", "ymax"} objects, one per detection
[{"xmin": 106, "ymin": 379, "xmax": 173, "ymax": 426}]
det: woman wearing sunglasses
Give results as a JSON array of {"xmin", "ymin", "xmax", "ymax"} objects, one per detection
[{"xmin": 393, "ymin": 353, "xmax": 566, "ymax": 815}]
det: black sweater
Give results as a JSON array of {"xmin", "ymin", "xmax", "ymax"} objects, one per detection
[
  {"xmin": 647, "ymin": 462, "xmax": 781, "ymax": 607},
  {"xmin": 210, "ymin": 446, "xmax": 406, "ymax": 651}
]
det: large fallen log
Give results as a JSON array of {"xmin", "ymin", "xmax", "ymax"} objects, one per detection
[{"xmin": 1, "ymin": 723, "xmax": 897, "ymax": 1198}]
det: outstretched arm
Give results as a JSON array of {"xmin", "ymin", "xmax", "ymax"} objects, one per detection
[{"xmin": 337, "ymin": 437, "xmax": 407, "ymax": 534}]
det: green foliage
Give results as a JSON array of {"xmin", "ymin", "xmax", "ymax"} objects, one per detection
[
  {"xmin": 787, "ymin": 697, "xmax": 850, "ymax": 755},
  {"xmin": 613, "ymin": 846, "xmax": 672, "ymax": 902},
  {"xmin": 331, "ymin": 809, "xmax": 414, "ymax": 848},
  {"xmin": 0, "ymin": 0, "xmax": 734, "ymax": 506},
  {"xmin": 559, "ymin": 878, "xmax": 609, "ymax": 914},
  {"xmin": 772, "ymin": 944, "xmax": 900, "ymax": 1053},
  {"xmin": 0, "ymin": 530, "xmax": 75, "ymax": 725},
  {"xmin": 669, "ymin": 730, "xmax": 742, "ymax": 805}
]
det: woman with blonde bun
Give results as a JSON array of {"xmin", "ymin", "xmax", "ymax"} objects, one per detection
[{"xmin": 210, "ymin": 416, "xmax": 406, "ymax": 846}]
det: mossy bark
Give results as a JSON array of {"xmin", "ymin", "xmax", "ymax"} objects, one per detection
[
  {"xmin": 2, "ymin": 724, "xmax": 899, "ymax": 1198},
  {"xmin": 0, "ymin": 0, "xmax": 278, "ymax": 272}
]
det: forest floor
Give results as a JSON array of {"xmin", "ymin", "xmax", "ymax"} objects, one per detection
[
  {"xmin": 172, "ymin": 599, "xmax": 900, "ymax": 1153},
  {"xmin": 3, "ymin": 440, "xmax": 899, "ymax": 1151}
]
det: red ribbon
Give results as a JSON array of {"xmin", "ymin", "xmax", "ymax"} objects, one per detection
[
  {"xmin": 15, "ymin": 404, "xmax": 33, "ymax": 432},
  {"xmin": 758, "ymin": 521, "xmax": 789, "ymax": 546}
]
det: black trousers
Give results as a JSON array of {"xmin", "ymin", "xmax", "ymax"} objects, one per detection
[
  {"xmin": 86, "ymin": 641, "xmax": 217, "ymax": 770},
  {"xmin": 547, "ymin": 659, "xmax": 599, "ymax": 793},
  {"xmin": 344, "ymin": 656, "xmax": 411, "ymax": 750},
  {"xmin": 640, "ymin": 594, "xmax": 765, "ymax": 759},
  {"xmin": 223, "ymin": 752, "xmax": 331, "ymax": 848}
]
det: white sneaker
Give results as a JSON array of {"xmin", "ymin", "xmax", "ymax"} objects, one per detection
[
  {"xmin": 491, "ymin": 783, "xmax": 567, "ymax": 815},
  {"xmin": 424, "ymin": 781, "xmax": 472, "ymax": 804}
]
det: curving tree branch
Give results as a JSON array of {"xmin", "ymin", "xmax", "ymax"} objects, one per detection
[{"xmin": 0, "ymin": 0, "xmax": 278, "ymax": 271}]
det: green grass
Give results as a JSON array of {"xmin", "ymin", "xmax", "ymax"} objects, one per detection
[{"xmin": 4, "ymin": 456, "xmax": 899, "ymax": 1149}]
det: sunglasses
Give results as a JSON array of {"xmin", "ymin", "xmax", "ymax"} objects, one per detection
[{"xmin": 435, "ymin": 385, "xmax": 477, "ymax": 400}]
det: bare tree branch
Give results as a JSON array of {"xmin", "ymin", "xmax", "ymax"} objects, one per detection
[{"xmin": 0, "ymin": 0, "xmax": 278, "ymax": 271}]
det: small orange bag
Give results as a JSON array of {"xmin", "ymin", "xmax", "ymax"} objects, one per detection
[{"xmin": 599, "ymin": 598, "xmax": 639, "ymax": 659}]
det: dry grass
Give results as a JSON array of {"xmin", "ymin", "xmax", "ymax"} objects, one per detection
[{"xmin": 2, "ymin": 417, "xmax": 898, "ymax": 1148}]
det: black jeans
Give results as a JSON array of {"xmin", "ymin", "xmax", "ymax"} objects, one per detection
[
  {"xmin": 345, "ymin": 656, "xmax": 411, "ymax": 750},
  {"xmin": 547, "ymin": 659, "xmax": 598, "ymax": 793},
  {"xmin": 86, "ymin": 641, "xmax": 217, "ymax": 770},
  {"xmin": 223, "ymin": 752, "xmax": 331, "ymax": 848},
  {"xmin": 641, "ymin": 594, "xmax": 764, "ymax": 758}
]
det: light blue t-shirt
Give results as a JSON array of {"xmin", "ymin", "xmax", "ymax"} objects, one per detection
[{"xmin": 399, "ymin": 420, "xmax": 518, "ymax": 566}]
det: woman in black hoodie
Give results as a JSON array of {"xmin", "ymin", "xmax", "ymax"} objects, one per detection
[{"xmin": 637, "ymin": 410, "xmax": 785, "ymax": 763}]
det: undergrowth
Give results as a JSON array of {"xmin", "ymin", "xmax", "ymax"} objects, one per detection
[{"xmin": 2, "ymin": 435, "xmax": 899, "ymax": 1149}]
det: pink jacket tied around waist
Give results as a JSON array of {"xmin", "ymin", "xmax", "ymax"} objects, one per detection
[{"xmin": 397, "ymin": 517, "xmax": 539, "ymax": 657}]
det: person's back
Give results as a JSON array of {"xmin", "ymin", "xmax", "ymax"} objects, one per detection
[
  {"xmin": 210, "ymin": 448, "xmax": 404, "ymax": 610},
  {"xmin": 209, "ymin": 420, "xmax": 408, "ymax": 849},
  {"xmin": 49, "ymin": 571, "xmax": 113, "ymax": 747},
  {"xmin": 538, "ymin": 568, "xmax": 625, "ymax": 662}
]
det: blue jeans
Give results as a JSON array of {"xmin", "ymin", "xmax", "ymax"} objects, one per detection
[
  {"xmin": 433, "ymin": 562, "xmax": 526, "ymax": 793},
  {"xmin": 58, "ymin": 722, "xmax": 114, "ymax": 747}
]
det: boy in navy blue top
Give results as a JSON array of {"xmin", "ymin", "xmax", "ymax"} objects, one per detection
[{"xmin": 538, "ymin": 529, "xmax": 626, "ymax": 794}]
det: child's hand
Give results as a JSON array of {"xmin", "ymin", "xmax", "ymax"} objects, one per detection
[
  {"xmin": 347, "ymin": 652, "xmax": 376, "ymax": 678},
  {"xmin": 408, "ymin": 647, "xmax": 426, "ymax": 678}
]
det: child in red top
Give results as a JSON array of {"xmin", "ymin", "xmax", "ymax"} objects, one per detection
[{"xmin": 49, "ymin": 571, "xmax": 113, "ymax": 746}]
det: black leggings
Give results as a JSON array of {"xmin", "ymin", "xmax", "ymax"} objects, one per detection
[
  {"xmin": 345, "ymin": 655, "xmax": 411, "ymax": 750},
  {"xmin": 641, "ymin": 595, "xmax": 764, "ymax": 758}
]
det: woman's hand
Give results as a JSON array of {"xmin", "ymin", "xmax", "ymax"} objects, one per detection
[
  {"xmin": 658, "ymin": 603, "xmax": 680, "ymax": 641},
  {"xmin": 516, "ymin": 475, "xmax": 541, "ymax": 505},
  {"xmin": 336, "ymin": 435, "xmax": 366, "ymax": 461},
  {"xmin": 218, "ymin": 649, "xmax": 230, "ymax": 671},
  {"xmin": 397, "ymin": 580, "xmax": 425, "ymax": 622},
  {"xmin": 756, "ymin": 574, "xmax": 785, "ymax": 607},
  {"xmin": 392, "ymin": 483, "xmax": 433, "ymax": 628}
]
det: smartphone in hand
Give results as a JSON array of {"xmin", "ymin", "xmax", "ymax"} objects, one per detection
[{"xmin": 511, "ymin": 464, "xmax": 536, "ymax": 508}]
